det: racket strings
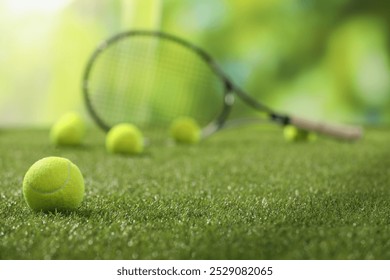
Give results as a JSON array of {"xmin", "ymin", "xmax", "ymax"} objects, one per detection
[{"xmin": 86, "ymin": 36, "xmax": 225, "ymax": 131}]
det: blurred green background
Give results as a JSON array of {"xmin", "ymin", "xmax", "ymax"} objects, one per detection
[{"xmin": 0, "ymin": 0, "xmax": 389, "ymax": 127}]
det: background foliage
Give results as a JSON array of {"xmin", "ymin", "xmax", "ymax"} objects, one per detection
[{"xmin": 0, "ymin": 0, "xmax": 389, "ymax": 126}]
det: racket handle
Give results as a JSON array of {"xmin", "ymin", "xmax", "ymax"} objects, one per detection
[{"xmin": 289, "ymin": 116, "xmax": 363, "ymax": 141}]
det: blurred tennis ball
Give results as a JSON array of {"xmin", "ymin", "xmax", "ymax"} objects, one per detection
[
  {"xmin": 106, "ymin": 123, "xmax": 144, "ymax": 155},
  {"xmin": 50, "ymin": 112, "xmax": 86, "ymax": 146},
  {"xmin": 23, "ymin": 157, "xmax": 85, "ymax": 212},
  {"xmin": 170, "ymin": 117, "xmax": 201, "ymax": 144},
  {"xmin": 283, "ymin": 125, "xmax": 317, "ymax": 142}
]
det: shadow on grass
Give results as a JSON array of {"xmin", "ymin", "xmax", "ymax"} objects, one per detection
[
  {"xmin": 34, "ymin": 207, "xmax": 108, "ymax": 220},
  {"xmin": 113, "ymin": 151, "xmax": 153, "ymax": 159},
  {"xmin": 52, "ymin": 143, "xmax": 102, "ymax": 152}
]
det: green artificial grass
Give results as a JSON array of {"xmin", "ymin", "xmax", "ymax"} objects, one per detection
[{"xmin": 0, "ymin": 126, "xmax": 390, "ymax": 259}]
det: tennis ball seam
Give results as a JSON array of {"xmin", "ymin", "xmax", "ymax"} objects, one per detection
[{"xmin": 28, "ymin": 161, "xmax": 71, "ymax": 195}]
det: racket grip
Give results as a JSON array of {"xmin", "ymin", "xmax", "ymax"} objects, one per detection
[{"xmin": 289, "ymin": 116, "xmax": 363, "ymax": 141}]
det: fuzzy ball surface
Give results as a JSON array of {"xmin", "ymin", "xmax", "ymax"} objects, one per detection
[
  {"xmin": 170, "ymin": 117, "xmax": 201, "ymax": 144},
  {"xmin": 106, "ymin": 123, "xmax": 144, "ymax": 154},
  {"xmin": 50, "ymin": 112, "xmax": 86, "ymax": 146},
  {"xmin": 283, "ymin": 125, "xmax": 317, "ymax": 142},
  {"xmin": 23, "ymin": 157, "xmax": 85, "ymax": 212}
]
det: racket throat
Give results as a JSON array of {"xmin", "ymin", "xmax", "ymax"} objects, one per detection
[{"xmin": 270, "ymin": 113, "xmax": 290, "ymax": 125}]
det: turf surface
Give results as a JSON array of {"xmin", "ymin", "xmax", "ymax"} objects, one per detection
[{"xmin": 0, "ymin": 126, "xmax": 389, "ymax": 259}]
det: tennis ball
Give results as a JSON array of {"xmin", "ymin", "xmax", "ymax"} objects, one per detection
[
  {"xmin": 106, "ymin": 123, "xmax": 144, "ymax": 155},
  {"xmin": 23, "ymin": 157, "xmax": 85, "ymax": 212},
  {"xmin": 170, "ymin": 117, "xmax": 201, "ymax": 144},
  {"xmin": 283, "ymin": 125, "xmax": 317, "ymax": 142},
  {"xmin": 50, "ymin": 112, "xmax": 85, "ymax": 146}
]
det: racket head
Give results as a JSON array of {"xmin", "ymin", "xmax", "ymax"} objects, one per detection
[{"xmin": 82, "ymin": 30, "xmax": 234, "ymax": 139}]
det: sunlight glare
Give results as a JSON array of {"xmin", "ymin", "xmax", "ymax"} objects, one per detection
[{"xmin": 4, "ymin": 0, "xmax": 72, "ymax": 16}]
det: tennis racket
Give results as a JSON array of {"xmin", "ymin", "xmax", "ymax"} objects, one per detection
[{"xmin": 83, "ymin": 30, "xmax": 363, "ymax": 141}]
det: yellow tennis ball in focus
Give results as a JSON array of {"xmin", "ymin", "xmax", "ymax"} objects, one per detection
[
  {"xmin": 50, "ymin": 112, "xmax": 86, "ymax": 146},
  {"xmin": 23, "ymin": 157, "xmax": 85, "ymax": 212},
  {"xmin": 106, "ymin": 123, "xmax": 144, "ymax": 155},
  {"xmin": 170, "ymin": 117, "xmax": 201, "ymax": 144}
]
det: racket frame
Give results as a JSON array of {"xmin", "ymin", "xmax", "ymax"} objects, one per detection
[{"xmin": 83, "ymin": 30, "xmax": 362, "ymax": 141}]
